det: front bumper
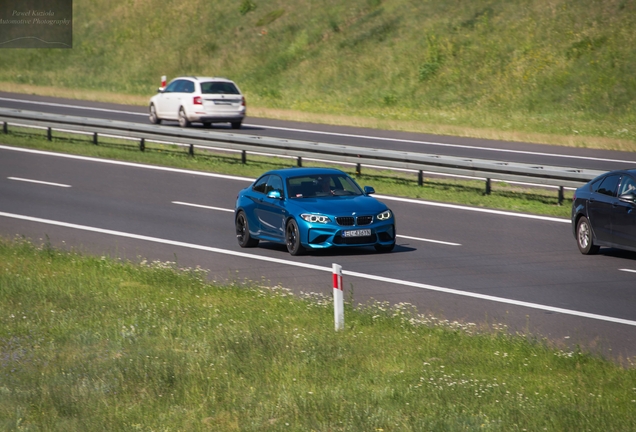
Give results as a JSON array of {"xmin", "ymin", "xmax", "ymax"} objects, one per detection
[{"xmin": 301, "ymin": 223, "xmax": 396, "ymax": 249}]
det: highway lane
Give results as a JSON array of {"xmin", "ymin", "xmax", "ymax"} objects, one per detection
[
  {"xmin": 1, "ymin": 145, "xmax": 636, "ymax": 362},
  {"xmin": 2, "ymin": 91, "xmax": 636, "ymax": 173}
]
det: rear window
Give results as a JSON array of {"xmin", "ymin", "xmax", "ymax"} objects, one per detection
[{"xmin": 200, "ymin": 81, "xmax": 240, "ymax": 95}]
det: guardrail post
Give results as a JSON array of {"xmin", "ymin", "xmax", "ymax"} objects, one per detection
[
  {"xmin": 189, "ymin": 144, "xmax": 194, "ymax": 156},
  {"xmin": 485, "ymin": 178, "xmax": 492, "ymax": 195},
  {"xmin": 47, "ymin": 127, "xmax": 52, "ymax": 141},
  {"xmin": 139, "ymin": 138, "xmax": 145, "ymax": 152},
  {"xmin": 356, "ymin": 163, "xmax": 361, "ymax": 176},
  {"xmin": 333, "ymin": 263, "xmax": 344, "ymax": 331},
  {"xmin": 3, "ymin": 122, "xmax": 7, "ymax": 134},
  {"xmin": 558, "ymin": 186, "xmax": 564, "ymax": 205},
  {"xmin": 418, "ymin": 170, "xmax": 423, "ymax": 186},
  {"xmin": 93, "ymin": 132, "xmax": 98, "ymax": 145},
  {"xmin": 297, "ymin": 156, "xmax": 302, "ymax": 167},
  {"xmin": 241, "ymin": 150, "xmax": 246, "ymax": 164}
]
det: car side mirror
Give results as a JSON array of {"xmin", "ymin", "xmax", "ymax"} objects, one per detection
[
  {"xmin": 364, "ymin": 186, "xmax": 375, "ymax": 195},
  {"xmin": 157, "ymin": 87, "xmax": 165, "ymax": 93},
  {"xmin": 619, "ymin": 193, "xmax": 636, "ymax": 203},
  {"xmin": 267, "ymin": 190, "xmax": 282, "ymax": 200}
]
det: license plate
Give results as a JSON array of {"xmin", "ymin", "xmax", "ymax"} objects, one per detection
[{"xmin": 342, "ymin": 229, "xmax": 371, "ymax": 238}]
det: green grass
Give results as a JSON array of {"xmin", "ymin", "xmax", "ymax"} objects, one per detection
[
  {"xmin": 1, "ymin": 0, "xmax": 635, "ymax": 149},
  {"xmin": 1, "ymin": 237, "xmax": 635, "ymax": 431},
  {"xmin": 0, "ymin": 127, "xmax": 573, "ymax": 218}
]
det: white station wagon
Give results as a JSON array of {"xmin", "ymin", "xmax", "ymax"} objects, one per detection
[{"xmin": 149, "ymin": 76, "xmax": 246, "ymax": 129}]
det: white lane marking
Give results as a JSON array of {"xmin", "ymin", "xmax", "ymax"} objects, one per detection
[
  {"xmin": 1, "ymin": 210, "xmax": 635, "ymax": 327},
  {"xmin": 0, "ymin": 145, "xmax": 253, "ymax": 182},
  {"xmin": 0, "ymin": 145, "xmax": 570, "ymax": 223},
  {"xmin": 619, "ymin": 269, "xmax": 636, "ymax": 274},
  {"xmin": 172, "ymin": 201, "xmax": 234, "ymax": 213},
  {"xmin": 172, "ymin": 200, "xmax": 461, "ymax": 246},
  {"xmin": 0, "ymin": 97, "xmax": 145, "ymax": 116},
  {"xmin": 2, "ymin": 96, "xmax": 634, "ymax": 165},
  {"xmin": 376, "ymin": 194, "xmax": 570, "ymax": 224},
  {"xmin": 8, "ymin": 177, "xmax": 71, "ymax": 188},
  {"xmin": 397, "ymin": 234, "xmax": 461, "ymax": 246}
]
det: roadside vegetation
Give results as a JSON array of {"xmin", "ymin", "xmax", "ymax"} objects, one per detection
[
  {"xmin": 1, "ymin": 0, "xmax": 635, "ymax": 151},
  {"xmin": 1, "ymin": 237, "xmax": 635, "ymax": 431},
  {"xmin": 1, "ymin": 128, "xmax": 572, "ymax": 218}
]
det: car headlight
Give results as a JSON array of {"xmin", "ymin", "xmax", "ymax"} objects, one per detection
[
  {"xmin": 376, "ymin": 210, "xmax": 392, "ymax": 221},
  {"xmin": 300, "ymin": 213, "xmax": 332, "ymax": 224}
]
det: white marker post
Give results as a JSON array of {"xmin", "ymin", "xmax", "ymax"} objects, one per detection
[{"xmin": 333, "ymin": 263, "xmax": 344, "ymax": 331}]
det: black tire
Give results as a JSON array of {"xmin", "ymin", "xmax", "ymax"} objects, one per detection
[
  {"xmin": 231, "ymin": 121, "xmax": 242, "ymax": 129},
  {"xmin": 285, "ymin": 219, "xmax": 305, "ymax": 256},
  {"xmin": 576, "ymin": 216, "xmax": 599, "ymax": 255},
  {"xmin": 149, "ymin": 104, "xmax": 161, "ymax": 124},
  {"xmin": 203, "ymin": 122, "xmax": 212, "ymax": 128},
  {"xmin": 236, "ymin": 211, "xmax": 259, "ymax": 248},
  {"xmin": 374, "ymin": 243, "xmax": 395, "ymax": 253},
  {"xmin": 178, "ymin": 107, "xmax": 191, "ymax": 128}
]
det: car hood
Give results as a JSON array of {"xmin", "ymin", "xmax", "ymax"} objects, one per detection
[{"xmin": 290, "ymin": 195, "xmax": 388, "ymax": 215}]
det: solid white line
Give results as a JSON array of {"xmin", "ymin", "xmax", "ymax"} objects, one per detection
[
  {"xmin": 8, "ymin": 177, "xmax": 71, "ymax": 188},
  {"xmin": 619, "ymin": 269, "xmax": 636, "ymax": 274},
  {"xmin": 0, "ymin": 145, "xmax": 253, "ymax": 182},
  {"xmin": 172, "ymin": 201, "xmax": 234, "ymax": 213},
  {"xmin": 0, "ymin": 145, "xmax": 570, "ymax": 223},
  {"xmin": 0, "ymin": 97, "xmax": 145, "ymax": 116},
  {"xmin": 397, "ymin": 234, "xmax": 461, "ymax": 246},
  {"xmin": 2, "ymin": 96, "xmax": 634, "ymax": 165},
  {"xmin": 1, "ymin": 210, "xmax": 635, "ymax": 327},
  {"xmin": 376, "ymin": 194, "xmax": 570, "ymax": 224}
]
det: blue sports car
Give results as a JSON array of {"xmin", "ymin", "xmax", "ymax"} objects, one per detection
[{"xmin": 235, "ymin": 167, "xmax": 396, "ymax": 255}]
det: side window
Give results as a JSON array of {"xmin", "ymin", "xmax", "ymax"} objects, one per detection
[
  {"xmin": 619, "ymin": 176, "xmax": 636, "ymax": 196},
  {"xmin": 266, "ymin": 175, "xmax": 283, "ymax": 194},
  {"xmin": 252, "ymin": 175, "xmax": 269, "ymax": 194},
  {"xmin": 595, "ymin": 175, "xmax": 620, "ymax": 197},
  {"xmin": 182, "ymin": 80, "xmax": 195, "ymax": 93},
  {"xmin": 164, "ymin": 80, "xmax": 180, "ymax": 93}
]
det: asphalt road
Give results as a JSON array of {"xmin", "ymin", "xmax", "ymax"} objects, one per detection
[{"xmin": 2, "ymin": 93, "xmax": 636, "ymax": 362}]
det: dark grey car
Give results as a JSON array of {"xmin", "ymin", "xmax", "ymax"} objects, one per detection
[{"xmin": 571, "ymin": 169, "xmax": 636, "ymax": 254}]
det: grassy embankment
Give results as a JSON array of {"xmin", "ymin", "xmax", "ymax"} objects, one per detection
[
  {"xmin": 1, "ymin": 237, "xmax": 635, "ymax": 431},
  {"xmin": 1, "ymin": 0, "xmax": 635, "ymax": 150}
]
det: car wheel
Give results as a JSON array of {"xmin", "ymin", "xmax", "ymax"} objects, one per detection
[
  {"xmin": 236, "ymin": 211, "xmax": 259, "ymax": 248},
  {"xmin": 576, "ymin": 216, "xmax": 599, "ymax": 255},
  {"xmin": 374, "ymin": 243, "xmax": 395, "ymax": 253},
  {"xmin": 231, "ymin": 121, "xmax": 242, "ymax": 129},
  {"xmin": 178, "ymin": 107, "xmax": 191, "ymax": 128},
  {"xmin": 285, "ymin": 219, "xmax": 305, "ymax": 256},
  {"xmin": 149, "ymin": 104, "xmax": 161, "ymax": 124},
  {"xmin": 203, "ymin": 122, "xmax": 212, "ymax": 128}
]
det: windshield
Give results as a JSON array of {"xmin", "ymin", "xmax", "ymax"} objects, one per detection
[{"xmin": 286, "ymin": 174, "xmax": 363, "ymax": 198}]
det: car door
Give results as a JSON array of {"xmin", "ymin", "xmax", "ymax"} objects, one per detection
[
  {"xmin": 164, "ymin": 80, "xmax": 190, "ymax": 119},
  {"xmin": 610, "ymin": 175, "xmax": 636, "ymax": 248},
  {"xmin": 254, "ymin": 175, "xmax": 286, "ymax": 241},
  {"xmin": 154, "ymin": 79, "xmax": 182, "ymax": 118},
  {"xmin": 586, "ymin": 174, "xmax": 620, "ymax": 244}
]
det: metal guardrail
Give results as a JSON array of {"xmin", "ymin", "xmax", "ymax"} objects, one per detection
[{"xmin": 0, "ymin": 108, "xmax": 604, "ymax": 202}]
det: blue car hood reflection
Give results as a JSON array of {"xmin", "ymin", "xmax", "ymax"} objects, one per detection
[{"xmin": 290, "ymin": 195, "xmax": 386, "ymax": 214}]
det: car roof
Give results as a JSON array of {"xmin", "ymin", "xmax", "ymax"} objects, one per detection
[
  {"xmin": 173, "ymin": 76, "xmax": 234, "ymax": 82},
  {"xmin": 263, "ymin": 167, "xmax": 348, "ymax": 178}
]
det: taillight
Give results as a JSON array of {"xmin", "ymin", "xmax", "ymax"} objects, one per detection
[
  {"xmin": 241, "ymin": 96, "xmax": 246, "ymax": 107},
  {"xmin": 193, "ymin": 96, "xmax": 202, "ymax": 105}
]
